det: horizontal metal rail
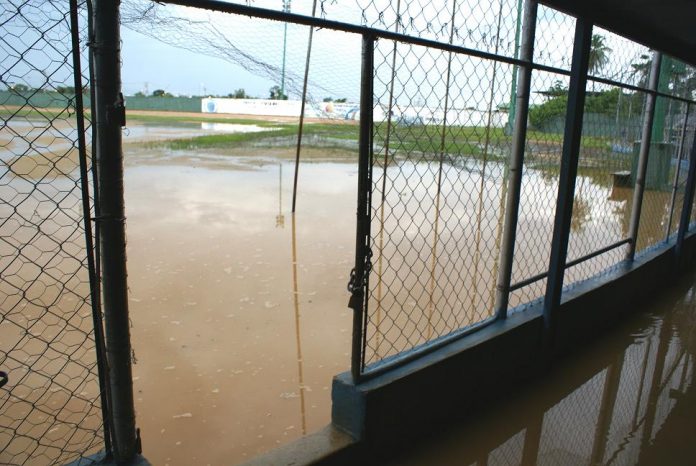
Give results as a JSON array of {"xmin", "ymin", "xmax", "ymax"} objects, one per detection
[
  {"xmin": 510, "ymin": 238, "xmax": 632, "ymax": 292},
  {"xmin": 360, "ymin": 316, "xmax": 497, "ymax": 380},
  {"xmin": 156, "ymin": 0, "xmax": 696, "ymax": 107}
]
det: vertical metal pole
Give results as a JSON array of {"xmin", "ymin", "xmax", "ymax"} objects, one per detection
[
  {"xmin": 675, "ymin": 120, "xmax": 696, "ymax": 262},
  {"xmin": 69, "ymin": 0, "xmax": 111, "ymax": 456},
  {"xmin": 290, "ymin": 0, "xmax": 317, "ymax": 213},
  {"xmin": 542, "ymin": 19, "xmax": 593, "ymax": 347},
  {"xmin": 627, "ymin": 52, "xmax": 663, "ymax": 260},
  {"xmin": 665, "ymin": 103, "xmax": 690, "ymax": 240},
  {"xmin": 493, "ymin": 0, "xmax": 538, "ymax": 318},
  {"xmin": 348, "ymin": 35, "xmax": 375, "ymax": 382},
  {"xmin": 92, "ymin": 0, "xmax": 137, "ymax": 461},
  {"xmin": 280, "ymin": 0, "xmax": 290, "ymax": 97}
]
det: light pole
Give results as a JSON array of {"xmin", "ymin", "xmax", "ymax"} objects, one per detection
[
  {"xmin": 281, "ymin": 0, "xmax": 291, "ymax": 98},
  {"xmin": 507, "ymin": 0, "xmax": 524, "ymax": 134}
]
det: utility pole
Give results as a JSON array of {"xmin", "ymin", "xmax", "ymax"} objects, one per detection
[
  {"xmin": 280, "ymin": 0, "xmax": 291, "ymax": 97},
  {"xmin": 507, "ymin": 0, "xmax": 524, "ymax": 133}
]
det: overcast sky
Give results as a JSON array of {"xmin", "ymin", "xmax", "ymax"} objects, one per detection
[
  {"xmin": 121, "ymin": 27, "xmax": 276, "ymax": 98},
  {"xmin": 117, "ymin": 0, "xmax": 651, "ymax": 107}
]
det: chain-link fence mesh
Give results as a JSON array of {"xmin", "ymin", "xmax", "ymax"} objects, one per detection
[
  {"xmin": 508, "ymin": 70, "xmax": 568, "ymax": 308},
  {"xmin": 0, "ymin": 1, "xmax": 104, "ymax": 464},
  {"xmin": 363, "ymin": 37, "xmax": 514, "ymax": 367},
  {"xmin": 636, "ymin": 95, "xmax": 688, "ymax": 253}
]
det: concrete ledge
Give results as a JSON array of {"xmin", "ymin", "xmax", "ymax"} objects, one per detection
[
  {"xmin": 331, "ymin": 233, "xmax": 696, "ymax": 453},
  {"xmin": 239, "ymin": 426, "xmax": 358, "ymax": 466}
]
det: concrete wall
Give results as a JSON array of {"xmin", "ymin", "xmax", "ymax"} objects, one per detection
[{"xmin": 332, "ymin": 231, "xmax": 696, "ymax": 453}]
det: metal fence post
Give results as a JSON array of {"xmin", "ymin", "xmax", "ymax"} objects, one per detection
[
  {"xmin": 348, "ymin": 34, "xmax": 375, "ymax": 382},
  {"xmin": 69, "ymin": 0, "xmax": 112, "ymax": 456},
  {"xmin": 665, "ymin": 103, "xmax": 690, "ymax": 240},
  {"xmin": 92, "ymin": 0, "xmax": 138, "ymax": 461},
  {"xmin": 493, "ymin": 0, "xmax": 538, "ymax": 319},
  {"xmin": 675, "ymin": 119, "xmax": 696, "ymax": 262},
  {"xmin": 542, "ymin": 18, "xmax": 593, "ymax": 347},
  {"xmin": 626, "ymin": 52, "xmax": 663, "ymax": 260}
]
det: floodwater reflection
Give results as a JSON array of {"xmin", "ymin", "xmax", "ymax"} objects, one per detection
[
  {"xmin": 124, "ymin": 156, "xmax": 355, "ymax": 464},
  {"xmin": 385, "ymin": 272, "xmax": 696, "ymax": 466}
]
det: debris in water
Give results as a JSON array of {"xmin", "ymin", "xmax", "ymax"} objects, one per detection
[{"xmin": 172, "ymin": 413, "xmax": 192, "ymax": 419}]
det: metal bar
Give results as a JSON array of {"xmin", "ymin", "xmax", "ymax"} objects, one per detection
[
  {"xmin": 565, "ymin": 238, "xmax": 632, "ymax": 268},
  {"xmin": 156, "ymin": 0, "xmax": 529, "ymax": 68},
  {"xmin": 86, "ymin": 0, "xmax": 102, "ymax": 301},
  {"xmin": 626, "ymin": 52, "xmax": 663, "ymax": 260},
  {"xmin": 69, "ymin": 0, "xmax": 112, "ymax": 456},
  {"xmin": 675, "ymin": 111, "xmax": 696, "ymax": 261},
  {"xmin": 360, "ymin": 316, "xmax": 496, "ymax": 381},
  {"xmin": 349, "ymin": 34, "xmax": 375, "ymax": 382},
  {"xmin": 587, "ymin": 74, "xmax": 696, "ymax": 105},
  {"xmin": 92, "ymin": 0, "xmax": 138, "ymax": 461},
  {"xmin": 290, "ymin": 0, "xmax": 318, "ymax": 213},
  {"xmin": 493, "ymin": 0, "xmax": 538, "ymax": 318},
  {"xmin": 542, "ymin": 18, "xmax": 593, "ymax": 348},
  {"xmin": 665, "ymin": 103, "xmax": 690, "ymax": 239},
  {"xmin": 509, "ymin": 238, "xmax": 632, "ymax": 292}
]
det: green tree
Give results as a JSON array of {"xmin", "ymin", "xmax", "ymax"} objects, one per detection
[
  {"xmin": 11, "ymin": 83, "xmax": 30, "ymax": 93},
  {"xmin": 152, "ymin": 89, "xmax": 172, "ymax": 97},
  {"xmin": 269, "ymin": 85, "xmax": 287, "ymax": 100},
  {"xmin": 589, "ymin": 34, "xmax": 612, "ymax": 76},
  {"xmin": 56, "ymin": 86, "xmax": 76, "ymax": 95},
  {"xmin": 232, "ymin": 88, "xmax": 248, "ymax": 99}
]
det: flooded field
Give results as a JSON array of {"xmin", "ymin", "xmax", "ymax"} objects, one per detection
[
  {"xmin": 385, "ymin": 270, "xmax": 696, "ymax": 466},
  {"xmin": 1, "ymin": 118, "xmax": 683, "ymax": 465},
  {"xmin": 123, "ymin": 148, "xmax": 356, "ymax": 464}
]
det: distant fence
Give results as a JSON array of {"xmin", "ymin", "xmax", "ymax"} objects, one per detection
[
  {"xmin": 1, "ymin": 90, "xmax": 201, "ymax": 113},
  {"xmin": 202, "ymin": 96, "xmax": 509, "ymax": 125}
]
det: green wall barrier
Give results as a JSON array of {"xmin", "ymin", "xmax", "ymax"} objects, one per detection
[{"xmin": 1, "ymin": 91, "xmax": 202, "ymax": 113}]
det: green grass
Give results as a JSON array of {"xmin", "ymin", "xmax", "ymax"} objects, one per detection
[{"xmin": 4, "ymin": 106, "xmax": 615, "ymax": 160}]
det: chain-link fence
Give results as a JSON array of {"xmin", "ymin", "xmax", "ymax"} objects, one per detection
[
  {"xmin": 1, "ymin": 1, "xmax": 107, "ymax": 464},
  {"xmin": 110, "ymin": 0, "xmax": 696, "ymax": 378}
]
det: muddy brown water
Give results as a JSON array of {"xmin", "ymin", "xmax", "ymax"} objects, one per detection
[{"xmin": 0, "ymin": 120, "xmax": 685, "ymax": 465}]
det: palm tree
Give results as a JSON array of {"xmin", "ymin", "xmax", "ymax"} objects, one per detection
[{"xmin": 589, "ymin": 34, "xmax": 612, "ymax": 75}]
